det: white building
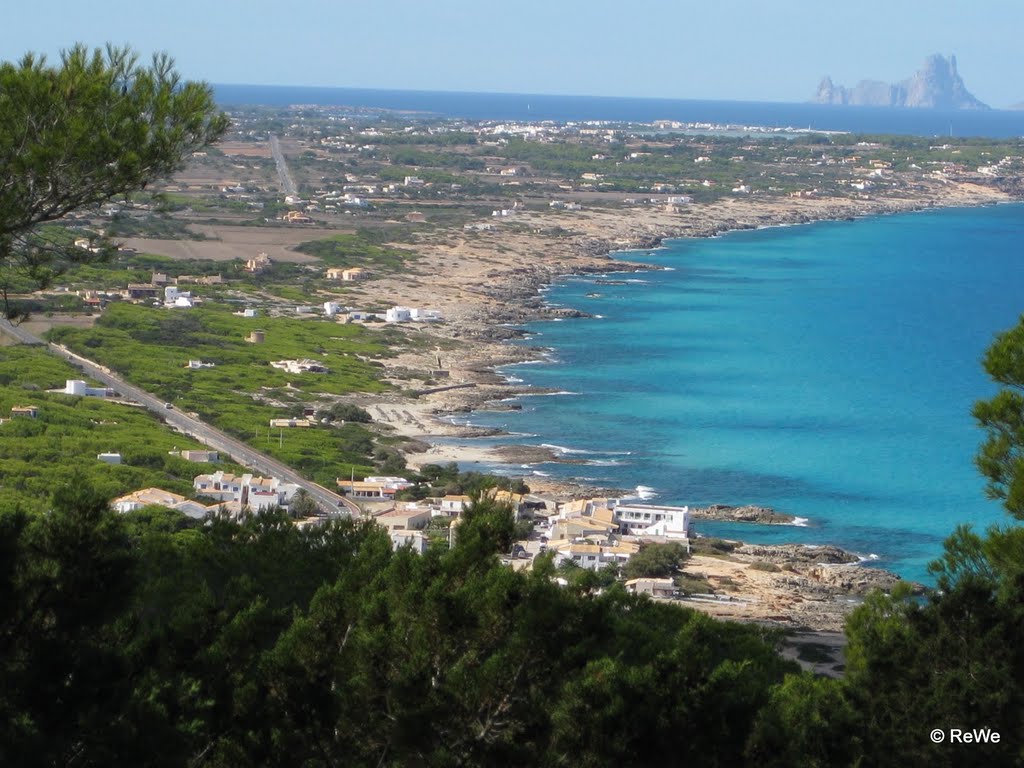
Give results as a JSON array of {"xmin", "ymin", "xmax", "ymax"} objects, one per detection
[
  {"xmin": 385, "ymin": 306, "xmax": 412, "ymax": 323},
  {"xmin": 615, "ymin": 503, "xmax": 692, "ymax": 542},
  {"xmin": 551, "ymin": 540, "xmax": 639, "ymax": 571},
  {"xmin": 439, "ymin": 495, "xmax": 471, "ymax": 515},
  {"xmin": 390, "ymin": 530, "xmax": 429, "ymax": 554},
  {"xmin": 164, "ymin": 286, "xmax": 194, "ymax": 308},
  {"xmin": 385, "ymin": 306, "xmax": 441, "ymax": 323},
  {"xmin": 193, "ymin": 470, "xmax": 300, "ymax": 510},
  {"xmin": 409, "ymin": 307, "xmax": 442, "ymax": 322},
  {"xmin": 111, "ymin": 487, "xmax": 215, "ymax": 520},
  {"xmin": 64, "ymin": 379, "xmax": 111, "ymax": 398},
  {"xmin": 97, "ymin": 452, "xmax": 122, "ymax": 465},
  {"xmin": 625, "ymin": 578, "xmax": 678, "ymax": 598}
]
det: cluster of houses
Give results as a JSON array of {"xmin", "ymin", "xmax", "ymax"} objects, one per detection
[
  {"xmin": 77, "ymin": 272, "xmax": 224, "ymax": 310},
  {"xmin": 192, "ymin": 470, "xmax": 301, "ymax": 512},
  {"xmin": 111, "ymin": 466, "xmax": 298, "ymax": 519},
  {"xmin": 384, "ymin": 306, "xmax": 442, "ymax": 323},
  {"xmin": 337, "ymin": 475, "xmax": 416, "ymax": 499},
  {"xmin": 109, "ymin": 466, "xmax": 692, "ymax": 599},
  {"xmin": 541, "ymin": 498, "xmax": 691, "ymax": 572},
  {"xmin": 354, "ymin": 488, "xmax": 538, "ymax": 555},
  {"xmin": 336, "ymin": 476, "xmax": 692, "ymax": 579}
]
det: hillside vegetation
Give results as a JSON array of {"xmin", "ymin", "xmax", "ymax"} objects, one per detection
[
  {"xmin": 47, "ymin": 304, "xmax": 401, "ymax": 482},
  {"xmin": 0, "ymin": 346, "xmax": 242, "ymax": 512}
]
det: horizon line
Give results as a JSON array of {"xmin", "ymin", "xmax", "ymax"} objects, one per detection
[{"xmin": 210, "ymin": 83, "xmax": 1022, "ymax": 113}]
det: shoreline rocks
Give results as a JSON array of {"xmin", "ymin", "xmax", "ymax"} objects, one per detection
[{"xmin": 691, "ymin": 504, "xmax": 797, "ymax": 525}]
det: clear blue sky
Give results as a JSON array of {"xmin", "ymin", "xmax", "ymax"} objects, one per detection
[{"xmin": 3, "ymin": 0, "xmax": 1021, "ymax": 107}]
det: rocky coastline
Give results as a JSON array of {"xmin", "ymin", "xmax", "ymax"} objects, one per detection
[
  {"xmin": 690, "ymin": 504, "xmax": 798, "ymax": 525},
  {"xmin": 368, "ymin": 183, "xmax": 1016, "ymax": 629}
]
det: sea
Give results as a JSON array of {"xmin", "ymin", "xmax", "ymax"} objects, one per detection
[
  {"xmin": 213, "ymin": 84, "xmax": 1024, "ymax": 137},
  {"xmin": 442, "ymin": 205, "xmax": 1024, "ymax": 584},
  {"xmin": 215, "ymin": 85, "xmax": 1024, "ymax": 582}
]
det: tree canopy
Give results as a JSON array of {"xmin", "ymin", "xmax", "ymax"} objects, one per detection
[
  {"xmin": 6, "ymin": 306, "xmax": 1024, "ymax": 763},
  {"xmin": 974, "ymin": 315, "xmax": 1024, "ymax": 519},
  {"xmin": 0, "ymin": 492, "xmax": 795, "ymax": 767},
  {"xmin": 0, "ymin": 45, "xmax": 227, "ymax": 316}
]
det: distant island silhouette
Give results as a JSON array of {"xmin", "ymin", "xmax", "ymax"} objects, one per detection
[{"xmin": 812, "ymin": 54, "xmax": 989, "ymax": 109}]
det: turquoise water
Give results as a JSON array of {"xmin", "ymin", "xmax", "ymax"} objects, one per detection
[{"xmin": 453, "ymin": 205, "xmax": 1024, "ymax": 583}]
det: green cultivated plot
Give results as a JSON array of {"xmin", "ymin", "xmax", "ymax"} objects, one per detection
[
  {"xmin": 47, "ymin": 304, "xmax": 396, "ymax": 482},
  {"xmin": 0, "ymin": 346, "xmax": 242, "ymax": 513}
]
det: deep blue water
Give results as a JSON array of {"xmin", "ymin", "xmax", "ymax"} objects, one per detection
[
  {"xmin": 214, "ymin": 84, "xmax": 1024, "ymax": 138},
  {"xmin": 445, "ymin": 205, "xmax": 1024, "ymax": 583}
]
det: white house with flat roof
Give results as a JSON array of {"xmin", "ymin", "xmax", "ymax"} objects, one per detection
[
  {"xmin": 193, "ymin": 470, "xmax": 300, "ymax": 510},
  {"xmin": 615, "ymin": 503, "xmax": 691, "ymax": 543},
  {"xmin": 64, "ymin": 380, "xmax": 111, "ymax": 398},
  {"xmin": 385, "ymin": 306, "xmax": 412, "ymax": 323},
  {"xmin": 550, "ymin": 540, "xmax": 639, "ymax": 571}
]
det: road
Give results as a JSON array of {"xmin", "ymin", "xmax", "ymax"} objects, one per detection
[
  {"xmin": 269, "ymin": 134, "xmax": 298, "ymax": 198},
  {"xmin": 0, "ymin": 319, "xmax": 360, "ymax": 518}
]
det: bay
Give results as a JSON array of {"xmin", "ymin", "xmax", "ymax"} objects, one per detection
[{"xmin": 455, "ymin": 205, "xmax": 1024, "ymax": 583}]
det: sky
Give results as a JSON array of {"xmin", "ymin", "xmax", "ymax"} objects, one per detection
[{"xmin": 3, "ymin": 1, "xmax": 1022, "ymax": 107}]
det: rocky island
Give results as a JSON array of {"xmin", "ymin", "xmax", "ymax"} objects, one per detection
[{"xmin": 812, "ymin": 53, "xmax": 989, "ymax": 109}]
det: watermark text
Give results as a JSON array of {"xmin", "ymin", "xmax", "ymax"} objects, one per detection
[{"xmin": 930, "ymin": 728, "xmax": 1001, "ymax": 744}]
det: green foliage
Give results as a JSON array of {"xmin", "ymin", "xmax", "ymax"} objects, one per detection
[
  {"xmin": 622, "ymin": 541, "xmax": 689, "ymax": 579},
  {"xmin": 294, "ymin": 232, "xmax": 413, "ymax": 273},
  {"xmin": 60, "ymin": 248, "xmax": 229, "ymax": 290},
  {"xmin": 841, "ymin": 564, "xmax": 1024, "ymax": 766},
  {"xmin": 326, "ymin": 401, "xmax": 372, "ymax": 423},
  {"xmin": 47, "ymin": 304, "xmax": 392, "ymax": 481},
  {"xmin": 0, "ymin": 485, "xmax": 797, "ymax": 766},
  {"xmin": 409, "ymin": 463, "xmax": 530, "ymax": 498},
  {"xmin": 287, "ymin": 488, "xmax": 319, "ymax": 518},
  {"xmin": 974, "ymin": 315, "xmax": 1024, "ymax": 519},
  {"xmin": 746, "ymin": 674, "xmax": 863, "ymax": 767},
  {"xmin": 0, "ymin": 485, "xmax": 135, "ymax": 766},
  {"xmin": 104, "ymin": 212, "xmax": 208, "ymax": 241},
  {"xmin": 0, "ymin": 44, "xmax": 227, "ymax": 316},
  {"xmin": 0, "ymin": 345, "xmax": 240, "ymax": 513}
]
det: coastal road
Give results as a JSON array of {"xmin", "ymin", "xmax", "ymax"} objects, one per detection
[
  {"xmin": 0, "ymin": 319, "xmax": 360, "ymax": 518},
  {"xmin": 269, "ymin": 134, "xmax": 298, "ymax": 198}
]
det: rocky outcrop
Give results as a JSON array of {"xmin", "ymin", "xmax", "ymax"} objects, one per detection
[
  {"xmin": 812, "ymin": 54, "xmax": 989, "ymax": 109},
  {"xmin": 730, "ymin": 543, "xmax": 923, "ymax": 597},
  {"xmin": 732, "ymin": 543, "xmax": 857, "ymax": 565},
  {"xmin": 804, "ymin": 563, "xmax": 908, "ymax": 596},
  {"xmin": 691, "ymin": 504, "xmax": 796, "ymax": 524}
]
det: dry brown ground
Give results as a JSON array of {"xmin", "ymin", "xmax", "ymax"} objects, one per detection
[
  {"xmin": 217, "ymin": 141, "xmax": 273, "ymax": 158},
  {"xmin": 120, "ymin": 223, "xmax": 357, "ymax": 263}
]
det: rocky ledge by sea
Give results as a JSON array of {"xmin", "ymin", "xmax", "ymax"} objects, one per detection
[{"xmin": 690, "ymin": 503, "xmax": 797, "ymax": 525}]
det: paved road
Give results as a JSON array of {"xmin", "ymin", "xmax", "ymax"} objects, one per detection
[
  {"xmin": 0, "ymin": 319, "xmax": 360, "ymax": 518},
  {"xmin": 269, "ymin": 134, "xmax": 298, "ymax": 198}
]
